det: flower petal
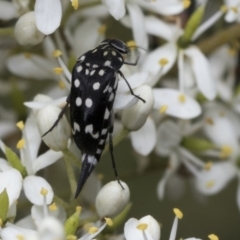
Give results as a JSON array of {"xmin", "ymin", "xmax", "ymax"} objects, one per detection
[
  {"xmin": 153, "ymin": 88, "xmax": 201, "ymax": 119},
  {"xmin": 184, "ymin": 46, "xmax": 216, "ymax": 100},
  {"xmin": 117, "ymin": 72, "xmax": 149, "ymax": 93},
  {"xmin": 23, "ymin": 176, "xmax": 54, "ymax": 205},
  {"xmin": 195, "ymin": 162, "xmax": 236, "ymax": 195},
  {"xmin": 33, "ymin": 150, "xmax": 63, "ymax": 173},
  {"xmin": 127, "ymin": 3, "xmax": 148, "ymax": 50},
  {"xmin": 130, "ymin": 117, "xmax": 157, "ymax": 156},
  {"xmin": 34, "ymin": 0, "xmax": 62, "ymax": 34},
  {"xmin": 73, "ymin": 18, "xmax": 103, "ymax": 57},
  {"xmin": 114, "ymin": 93, "xmax": 138, "ymax": 109},
  {"xmin": 103, "ymin": 0, "xmax": 125, "ymax": 20},
  {"xmin": 141, "ymin": 43, "xmax": 177, "ymax": 86},
  {"xmin": 7, "ymin": 54, "xmax": 55, "ymax": 80},
  {"xmin": 0, "ymin": 169, "xmax": 22, "ymax": 206}
]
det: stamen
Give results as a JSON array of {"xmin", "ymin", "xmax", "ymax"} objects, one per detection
[
  {"xmin": 127, "ymin": 40, "xmax": 137, "ymax": 48},
  {"xmin": 17, "ymin": 139, "xmax": 25, "ymax": 149},
  {"xmin": 66, "ymin": 235, "xmax": 77, "ymax": 240},
  {"xmin": 71, "ymin": 0, "xmax": 78, "ymax": 10},
  {"xmin": 220, "ymin": 5, "xmax": 228, "ymax": 13},
  {"xmin": 24, "ymin": 53, "xmax": 32, "ymax": 58},
  {"xmin": 88, "ymin": 227, "xmax": 99, "ymax": 234},
  {"xmin": 178, "ymin": 94, "xmax": 186, "ymax": 103},
  {"xmin": 208, "ymin": 234, "xmax": 219, "ymax": 240},
  {"xmin": 206, "ymin": 180, "xmax": 215, "ymax": 188},
  {"xmin": 58, "ymin": 80, "xmax": 66, "ymax": 89},
  {"xmin": 220, "ymin": 145, "xmax": 232, "ymax": 158},
  {"xmin": 159, "ymin": 58, "xmax": 169, "ymax": 66},
  {"xmin": 16, "ymin": 121, "xmax": 24, "ymax": 130},
  {"xmin": 231, "ymin": 7, "xmax": 238, "ymax": 13},
  {"xmin": 53, "ymin": 67, "xmax": 63, "ymax": 75},
  {"xmin": 205, "ymin": 118, "xmax": 214, "ymax": 125},
  {"xmin": 16, "ymin": 235, "xmax": 25, "ymax": 240},
  {"xmin": 204, "ymin": 161, "xmax": 213, "ymax": 171},
  {"xmin": 98, "ymin": 25, "xmax": 107, "ymax": 34},
  {"xmin": 49, "ymin": 202, "xmax": 57, "ymax": 211},
  {"xmin": 137, "ymin": 223, "xmax": 148, "ymax": 230},
  {"xmin": 105, "ymin": 217, "xmax": 113, "ymax": 226},
  {"xmin": 52, "ymin": 50, "xmax": 62, "ymax": 57},
  {"xmin": 159, "ymin": 105, "xmax": 168, "ymax": 114},
  {"xmin": 40, "ymin": 188, "xmax": 48, "ymax": 196},
  {"xmin": 183, "ymin": 0, "xmax": 191, "ymax": 9},
  {"xmin": 173, "ymin": 208, "xmax": 183, "ymax": 219}
]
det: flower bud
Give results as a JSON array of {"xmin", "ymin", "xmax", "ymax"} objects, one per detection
[
  {"xmin": 14, "ymin": 11, "xmax": 45, "ymax": 45},
  {"xmin": 121, "ymin": 85, "xmax": 154, "ymax": 131},
  {"xmin": 32, "ymin": 94, "xmax": 53, "ymax": 117},
  {"xmin": 37, "ymin": 105, "xmax": 71, "ymax": 151},
  {"xmin": 95, "ymin": 181, "xmax": 130, "ymax": 218}
]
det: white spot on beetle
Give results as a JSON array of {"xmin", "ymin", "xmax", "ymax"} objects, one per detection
[
  {"xmin": 79, "ymin": 55, "xmax": 85, "ymax": 61},
  {"xmin": 85, "ymin": 124, "xmax": 99, "ymax": 139},
  {"xmin": 112, "ymin": 51, "xmax": 116, "ymax": 56},
  {"xmin": 77, "ymin": 65, "xmax": 82, "ymax": 72},
  {"xmin": 103, "ymin": 85, "xmax": 109, "ymax": 93},
  {"xmin": 118, "ymin": 57, "xmax": 123, "ymax": 62},
  {"xmin": 90, "ymin": 70, "xmax": 95, "ymax": 76},
  {"xmin": 87, "ymin": 155, "xmax": 97, "ymax": 165},
  {"xmin": 93, "ymin": 64, "xmax": 99, "ymax": 68},
  {"xmin": 85, "ymin": 98, "xmax": 93, "ymax": 108},
  {"xmin": 104, "ymin": 60, "xmax": 111, "ymax": 67},
  {"xmin": 99, "ymin": 139, "xmax": 105, "ymax": 145},
  {"xmin": 85, "ymin": 69, "xmax": 89, "ymax": 75},
  {"xmin": 74, "ymin": 79, "xmax": 80, "ymax": 87},
  {"xmin": 104, "ymin": 108, "xmax": 110, "ymax": 119},
  {"xmin": 101, "ymin": 128, "xmax": 107, "ymax": 135},
  {"xmin": 99, "ymin": 69, "xmax": 105, "ymax": 76},
  {"xmin": 92, "ymin": 49, "xmax": 97, "ymax": 53},
  {"xmin": 103, "ymin": 51, "xmax": 108, "ymax": 56},
  {"xmin": 96, "ymin": 149, "xmax": 102, "ymax": 154},
  {"xmin": 93, "ymin": 82, "xmax": 100, "ymax": 90},
  {"xmin": 109, "ymin": 92, "xmax": 114, "ymax": 102},
  {"xmin": 76, "ymin": 97, "xmax": 82, "ymax": 106},
  {"xmin": 73, "ymin": 122, "xmax": 80, "ymax": 134},
  {"xmin": 86, "ymin": 63, "xmax": 90, "ymax": 67},
  {"xmin": 108, "ymin": 87, "xmax": 112, "ymax": 93}
]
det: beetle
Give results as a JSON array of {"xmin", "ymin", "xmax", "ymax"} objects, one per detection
[{"xmin": 44, "ymin": 39, "xmax": 145, "ymax": 198}]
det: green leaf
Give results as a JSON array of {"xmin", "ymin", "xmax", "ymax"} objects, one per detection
[
  {"xmin": 64, "ymin": 206, "xmax": 81, "ymax": 236},
  {"xmin": 181, "ymin": 137, "xmax": 216, "ymax": 152},
  {"xmin": 0, "ymin": 189, "xmax": 9, "ymax": 222},
  {"xmin": 4, "ymin": 145, "xmax": 27, "ymax": 178},
  {"xmin": 178, "ymin": 5, "xmax": 205, "ymax": 48}
]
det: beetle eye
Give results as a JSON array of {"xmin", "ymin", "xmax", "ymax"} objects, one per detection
[{"xmin": 109, "ymin": 39, "xmax": 128, "ymax": 54}]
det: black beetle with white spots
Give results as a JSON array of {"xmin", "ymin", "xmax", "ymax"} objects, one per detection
[{"xmin": 43, "ymin": 39, "xmax": 145, "ymax": 198}]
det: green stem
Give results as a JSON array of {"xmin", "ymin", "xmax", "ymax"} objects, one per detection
[
  {"xmin": 197, "ymin": 23, "xmax": 240, "ymax": 55},
  {"xmin": 62, "ymin": 148, "xmax": 81, "ymax": 169},
  {"xmin": 63, "ymin": 151, "xmax": 77, "ymax": 199},
  {"xmin": 0, "ymin": 27, "xmax": 14, "ymax": 37},
  {"xmin": 102, "ymin": 127, "xmax": 129, "ymax": 156}
]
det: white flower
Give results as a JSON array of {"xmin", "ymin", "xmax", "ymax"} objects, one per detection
[
  {"xmin": 14, "ymin": 11, "xmax": 45, "ymax": 46},
  {"xmin": 95, "ymin": 180, "xmax": 130, "ymax": 218},
  {"xmin": 124, "ymin": 215, "xmax": 160, "ymax": 240},
  {"xmin": 195, "ymin": 161, "xmax": 237, "ymax": 195},
  {"xmin": 202, "ymin": 103, "xmax": 240, "ymax": 159},
  {"xmin": 0, "ymin": 116, "xmax": 62, "ymax": 205}
]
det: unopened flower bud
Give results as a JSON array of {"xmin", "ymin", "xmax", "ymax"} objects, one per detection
[
  {"xmin": 95, "ymin": 181, "xmax": 130, "ymax": 218},
  {"xmin": 37, "ymin": 105, "xmax": 71, "ymax": 151},
  {"xmin": 121, "ymin": 85, "xmax": 154, "ymax": 131},
  {"xmin": 14, "ymin": 11, "xmax": 45, "ymax": 45},
  {"xmin": 32, "ymin": 94, "xmax": 52, "ymax": 117}
]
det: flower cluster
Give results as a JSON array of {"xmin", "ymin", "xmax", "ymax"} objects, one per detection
[{"xmin": 1, "ymin": 0, "xmax": 240, "ymax": 239}]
